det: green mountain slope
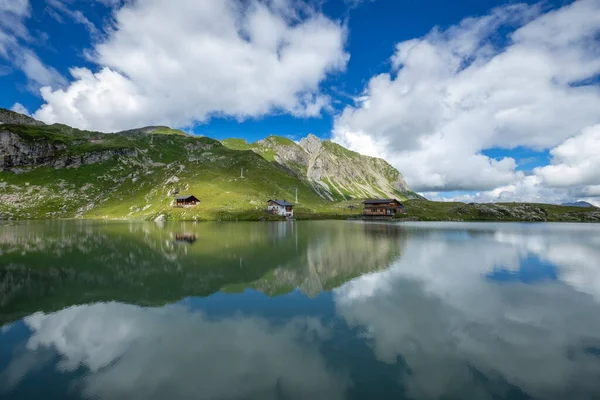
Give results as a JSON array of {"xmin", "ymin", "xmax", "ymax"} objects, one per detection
[
  {"xmin": 0, "ymin": 109, "xmax": 411, "ymax": 220},
  {"xmin": 222, "ymin": 134, "xmax": 415, "ymax": 201}
]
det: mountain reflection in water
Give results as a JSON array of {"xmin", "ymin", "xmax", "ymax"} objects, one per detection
[{"xmin": 1, "ymin": 221, "xmax": 600, "ymax": 400}]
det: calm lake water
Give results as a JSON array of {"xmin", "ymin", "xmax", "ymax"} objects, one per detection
[{"xmin": 1, "ymin": 220, "xmax": 600, "ymax": 400}]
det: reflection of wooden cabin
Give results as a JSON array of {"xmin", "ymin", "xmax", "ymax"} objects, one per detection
[
  {"xmin": 266, "ymin": 199, "xmax": 294, "ymax": 218},
  {"xmin": 175, "ymin": 195, "xmax": 200, "ymax": 207},
  {"xmin": 363, "ymin": 223, "xmax": 403, "ymax": 238},
  {"xmin": 362, "ymin": 199, "xmax": 405, "ymax": 217},
  {"xmin": 174, "ymin": 233, "xmax": 198, "ymax": 244}
]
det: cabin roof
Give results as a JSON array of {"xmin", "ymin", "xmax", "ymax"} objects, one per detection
[
  {"xmin": 268, "ymin": 199, "xmax": 294, "ymax": 206},
  {"xmin": 363, "ymin": 199, "xmax": 403, "ymax": 205},
  {"xmin": 176, "ymin": 195, "xmax": 199, "ymax": 201}
]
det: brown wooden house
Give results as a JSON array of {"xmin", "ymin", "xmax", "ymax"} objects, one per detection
[
  {"xmin": 175, "ymin": 195, "xmax": 200, "ymax": 207},
  {"xmin": 362, "ymin": 199, "xmax": 405, "ymax": 216}
]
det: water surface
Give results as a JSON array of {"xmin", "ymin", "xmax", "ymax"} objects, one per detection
[{"xmin": 1, "ymin": 220, "xmax": 600, "ymax": 400}]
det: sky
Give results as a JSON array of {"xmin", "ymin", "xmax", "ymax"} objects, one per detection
[{"xmin": 1, "ymin": 0, "xmax": 599, "ymax": 205}]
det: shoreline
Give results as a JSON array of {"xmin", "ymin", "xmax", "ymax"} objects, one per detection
[
  {"xmin": 1, "ymin": 215, "xmax": 599, "ymax": 224},
  {"xmin": 2, "ymin": 200, "xmax": 599, "ymax": 223}
]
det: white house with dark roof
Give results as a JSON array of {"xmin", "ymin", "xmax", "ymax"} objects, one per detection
[{"xmin": 267, "ymin": 199, "xmax": 294, "ymax": 218}]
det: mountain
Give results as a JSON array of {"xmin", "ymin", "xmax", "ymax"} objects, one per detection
[
  {"xmin": 0, "ymin": 109, "xmax": 412, "ymax": 220},
  {"xmin": 222, "ymin": 135, "xmax": 413, "ymax": 201},
  {"xmin": 0, "ymin": 108, "xmax": 45, "ymax": 126},
  {"xmin": 561, "ymin": 201, "xmax": 595, "ymax": 208}
]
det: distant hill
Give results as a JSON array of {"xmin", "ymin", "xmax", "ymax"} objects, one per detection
[
  {"xmin": 0, "ymin": 108, "xmax": 45, "ymax": 126},
  {"xmin": 0, "ymin": 109, "xmax": 413, "ymax": 220},
  {"xmin": 561, "ymin": 201, "xmax": 595, "ymax": 208}
]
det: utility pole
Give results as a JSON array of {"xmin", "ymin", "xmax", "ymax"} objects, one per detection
[
  {"xmin": 295, "ymin": 186, "xmax": 298, "ymax": 204},
  {"xmin": 240, "ymin": 167, "xmax": 244, "ymax": 179}
]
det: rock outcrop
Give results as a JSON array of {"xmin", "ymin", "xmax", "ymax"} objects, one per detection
[
  {"xmin": 0, "ymin": 108, "xmax": 45, "ymax": 126},
  {"xmin": 0, "ymin": 130, "xmax": 135, "ymax": 172},
  {"xmin": 250, "ymin": 134, "xmax": 411, "ymax": 200}
]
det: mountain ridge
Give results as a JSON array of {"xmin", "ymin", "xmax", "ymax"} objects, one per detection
[
  {"xmin": 222, "ymin": 134, "xmax": 414, "ymax": 201},
  {"xmin": 0, "ymin": 109, "xmax": 413, "ymax": 220}
]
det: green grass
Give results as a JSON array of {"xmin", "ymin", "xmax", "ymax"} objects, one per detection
[
  {"xmin": 322, "ymin": 140, "xmax": 362, "ymax": 158},
  {"xmin": 1, "ymin": 127, "xmax": 350, "ymax": 221},
  {"xmin": 393, "ymin": 200, "xmax": 599, "ymax": 222},
  {"xmin": 150, "ymin": 127, "xmax": 187, "ymax": 136},
  {"xmin": 221, "ymin": 138, "xmax": 251, "ymax": 151},
  {"xmin": 264, "ymin": 135, "xmax": 296, "ymax": 146}
]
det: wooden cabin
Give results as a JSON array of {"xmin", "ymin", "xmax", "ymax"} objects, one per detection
[
  {"xmin": 267, "ymin": 199, "xmax": 294, "ymax": 218},
  {"xmin": 175, "ymin": 195, "xmax": 200, "ymax": 207},
  {"xmin": 362, "ymin": 199, "xmax": 405, "ymax": 216}
]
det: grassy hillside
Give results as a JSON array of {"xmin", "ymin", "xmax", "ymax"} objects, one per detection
[
  {"xmin": 395, "ymin": 200, "xmax": 600, "ymax": 222},
  {"xmin": 0, "ymin": 124, "xmax": 347, "ymax": 221}
]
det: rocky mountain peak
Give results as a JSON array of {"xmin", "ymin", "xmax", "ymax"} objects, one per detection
[
  {"xmin": 247, "ymin": 133, "xmax": 411, "ymax": 200},
  {"xmin": 0, "ymin": 108, "xmax": 45, "ymax": 126},
  {"xmin": 298, "ymin": 134, "xmax": 322, "ymax": 155}
]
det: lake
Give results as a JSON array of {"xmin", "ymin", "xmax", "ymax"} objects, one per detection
[{"xmin": 1, "ymin": 220, "xmax": 600, "ymax": 400}]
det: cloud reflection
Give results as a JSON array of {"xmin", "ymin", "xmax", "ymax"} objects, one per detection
[
  {"xmin": 334, "ymin": 223, "xmax": 600, "ymax": 400},
  {"xmin": 18, "ymin": 303, "xmax": 349, "ymax": 400}
]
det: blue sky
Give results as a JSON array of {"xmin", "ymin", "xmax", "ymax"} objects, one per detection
[
  {"xmin": 3, "ymin": 0, "xmax": 552, "ymax": 142},
  {"xmin": 1, "ymin": 0, "xmax": 599, "ymax": 204}
]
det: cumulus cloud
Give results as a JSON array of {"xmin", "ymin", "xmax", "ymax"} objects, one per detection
[
  {"xmin": 334, "ymin": 223, "xmax": 600, "ymax": 399},
  {"xmin": 9, "ymin": 303, "xmax": 349, "ymax": 400},
  {"xmin": 431, "ymin": 125, "xmax": 600, "ymax": 205},
  {"xmin": 33, "ymin": 0, "xmax": 349, "ymax": 132},
  {"xmin": 535, "ymin": 125, "xmax": 600, "ymax": 188},
  {"xmin": 332, "ymin": 0, "xmax": 600, "ymax": 199},
  {"xmin": 10, "ymin": 102, "xmax": 30, "ymax": 116}
]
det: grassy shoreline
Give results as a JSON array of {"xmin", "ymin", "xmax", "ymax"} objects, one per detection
[{"xmin": 2, "ymin": 200, "xmax": 598, "ymax": 223}]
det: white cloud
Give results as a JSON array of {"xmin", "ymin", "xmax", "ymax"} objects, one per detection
[
  {"xmin": 0, "ymin": 0, "xmax": 29, "ymax": 17},
  {"xmin": 332, "ymin": 0, "xmax": 600, "ymax": 199},
  {"xmin": 432, "ymin": 125, "xmax": 600, "ymax": 205},
  {"xmin": 0, "ymin": 0, "xmax": 67, "ymax": 90},
  {"xmin": 10, "ymin": 102, "xmax": 30, "ymax": 115},
  {"xmin": 0, "ymin": 0, "xmax": 30, "ymax": 47},
  {"xmin": 19, "ymin": 50, "xmax": 67, "ymax": 89},
  {"xmin": 425, "ymin": 175, "xmax": 570, "ymax": 204},
  {"xmin": 34, "ymin": 0, "xmax": 349, "ymax": 132},
  {"xmin": 334, "ymin": 223, "xmax": 600, "ymax": 399},
  {"xmin": 46, "ymin": 0, "xmax": 100, "ymax": 37},
  {"xmin": 535, "ymin": 125, "xmax": 600, "ymax": 188},
  {"xmin": 11, "ymin": 303, "xmax": 349, "ymax": 400}
]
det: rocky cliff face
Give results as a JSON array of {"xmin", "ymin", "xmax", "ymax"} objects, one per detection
[
  {"xmin": 252, "ymin": 134, "xmax": 411, "ymax": 200},
  {"xmin": 0, "ymin": 108, "xmax": 45, "ymax": 126},
  {"xmin": 0, "ymin": 130, "xmax": 136, "ymax": 172}
]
